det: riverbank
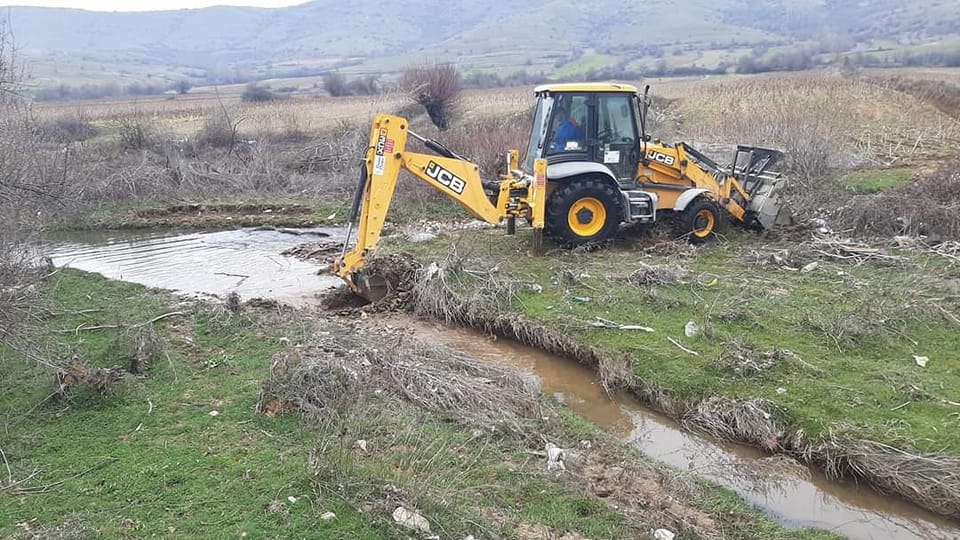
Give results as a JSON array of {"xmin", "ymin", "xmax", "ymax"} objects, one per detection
[
  {"xmin": 0, "ymin": 270, "xmax": 832, "ymax": 539},
  {"xmin": 381, "ymin": 225, "xmax": 960, "ymax": 520}
]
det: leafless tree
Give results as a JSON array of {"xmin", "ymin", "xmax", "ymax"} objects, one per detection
[{"xmin": 401, "ymin": 63, "xmax": 461, "ymax": 130}]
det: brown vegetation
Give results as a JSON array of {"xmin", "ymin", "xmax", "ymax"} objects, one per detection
[
  {"xmin": 835, "ymin": 160, "xmax": 960, "ymax": 238},
  {"xmin": 401, "ymin": 63, "xmax": 462, "ymax": 130}
]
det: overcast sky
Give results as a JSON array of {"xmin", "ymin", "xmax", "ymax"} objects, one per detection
[{"xmin": 0, "ymin": 1, "xmax": 307, "ymax": 10}]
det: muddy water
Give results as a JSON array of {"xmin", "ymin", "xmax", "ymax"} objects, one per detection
[
  {"xmin": 45, "ymin": 228, "xmax": 345, "ymax": 306},
  {"xmin": 393, "ymin": 317, "xmax": 960, "ymax": 540}
]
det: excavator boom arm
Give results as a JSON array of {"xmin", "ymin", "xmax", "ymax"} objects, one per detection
[{"xmin": 334, "ymin": 114, "xmax": 521, "ymax": 297}]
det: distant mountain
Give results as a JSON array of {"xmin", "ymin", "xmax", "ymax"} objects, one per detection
[{"xmin": 3, "ymin": 0, "xmax": 958, "ymax": 88}]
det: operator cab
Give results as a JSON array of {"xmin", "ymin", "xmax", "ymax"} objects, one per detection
[{"xmin": 524, "ymin": 83, "xmax": 646, "ymax": 185}]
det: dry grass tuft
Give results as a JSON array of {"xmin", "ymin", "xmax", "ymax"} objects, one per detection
[
  {"xmin": 55, "ymin": 355, "xmax": 128, "ymax": 396},
  {"xmin": 717, "ymin": 341, "xmax": 792, "ymax": 377},
  {"xmin": 626, "ymin": 262, "xmax": 689, "ymax": 287},
  {"xmin": 258, "ymin": 320, "xmax": 541, "ymax": 434},
  {"xmin": 684, "ymin": 398, "xmax": 785, "ymax": 451},
  {"xmin": 112, "ymin": 326, "xmax": 166, "ymax": 375},
  {"xmin": 810, "ymin": 438, "xmax": 960, "ymax": 517}
]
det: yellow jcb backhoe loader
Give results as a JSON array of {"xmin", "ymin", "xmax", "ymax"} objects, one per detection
[{"xmin": 334, "ymin": 82, "xmax": 785, "ymax": 300}]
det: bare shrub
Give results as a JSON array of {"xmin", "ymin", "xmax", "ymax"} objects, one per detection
[
  {"xmin": 322, "ymin": 72, "xmax": 348, "ymax": 97},
  {"xmin": 196, "ymin": 107, "xmax": 242, "ymax": 149},
  {"xmin": 40, "ymin": 111, "xmax": 98, "ymax": 143},
  {"xmin": 241, "ymin": 83, "xmax": 278, "ymax": 103},
  {"xmin": 835, "ymin": 160, "xmax": 960, "ymax": 238},
  {"xmin": 439, "ymin": 112, "xmax": 529, "ymax": 178},
  {"xmin": 115, "ymin": 111, "xmax": 156, "ymax": 150},
  {"xmin": 288, "ymin": 120, "xmax": 366, "ymax": 174},
  {"xmin": 401, "ymin": 63, "xmax": 461, "ymax": 130}
]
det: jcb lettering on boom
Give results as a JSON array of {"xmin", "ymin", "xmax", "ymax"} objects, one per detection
[
  {"xmin": 646, "ymin": 151, "xmax": 676, "ymax": 166},
  {"xmin": 425, "ymin": 161, "xmax": 466, "ymax": 195}
]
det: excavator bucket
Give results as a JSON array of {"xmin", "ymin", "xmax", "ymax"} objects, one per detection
[{"xmin": 353, "ymin": 270, "xmax": 390, "ymax": 303}]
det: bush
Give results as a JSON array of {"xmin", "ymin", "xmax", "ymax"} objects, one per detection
[
  {"xmin": 400, "ymin": 63, "xmax": 462, "ymax": 130},
  {"xmin": 241, "ymin": 83, "xmax": 277, "ymax": 103},
  {"xmin": 41, "ymin": 112, "xmax": 98, "ymax": 143},
  {"xmin": 322, "ymin": 72, "xmax": 348, "ymax": 97},
  {"xmin": 115, "ymin": 112, "xmax": 155, "ymax": 150}
]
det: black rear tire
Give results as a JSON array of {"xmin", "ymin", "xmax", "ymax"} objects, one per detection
[
  {"xmin": 671, "ymin": 197, "xmax": 720, "ymax": 244},
  {"xmin": 545, "ymin": 177, "xmax": 623, "ymax": 248}
]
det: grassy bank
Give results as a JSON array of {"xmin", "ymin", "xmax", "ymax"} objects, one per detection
[
  {"xmin": 388, "ymin": 226, "xmax": 960, "ymax": 516},
  {"xmin": 0, "ymin": 270, "xmax": 831, "ymax": 538}
]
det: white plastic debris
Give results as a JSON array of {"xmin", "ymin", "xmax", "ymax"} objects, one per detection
[
  {"xmin": 356, "ymin": 439, "xmax": 368, "ymax": 452},
  {"xmin": 208, "ymin": 410, "xmax": 220, "ymax": 417},
  {"xmin": 801, "ymin": 262, "xmax": 819, "ymax": 273},
  {"xmin": 407, "ymin": 231, "xmax": 438, "ymax": 243},
  {"xmin": 914, "ymin": 355, "xmax": 929, "ymax": 368},
  {"xmin": 392, "ymin": 506, "xmax": 430, "ymax": 532},
  {"xmin": 776, "ymin": 387, "xmax": 787, "ymax": 395},
  {"xmin": 320, "ymin": 511, "xmax": 336, "ymax": 521},
  {"xmin": 653, "ymin": 528, "xmax": 676, "ymax": 540},
  {"xmin": 287, "ymin": 496, "xmax": 298, "ymax": 504},
  {"xmin": 546, "ymin": 442, "xmax": 565, "ymax": 472},
  {"xmin": 684, "ymin": 321, "xmax": 699, "ymax": 338}
]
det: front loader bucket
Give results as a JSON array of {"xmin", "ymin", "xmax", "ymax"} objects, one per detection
[
  {"xmin": 748, "ymin": 176, "xmax": 786, "ymax": 230},
  {"xmin": 729, "ymin": 145, "xmax": 788, "ymax": 230}
]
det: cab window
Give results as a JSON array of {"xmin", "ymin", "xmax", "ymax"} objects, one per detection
[{"xmin": 545, "ymin": 94, "xmax": 588, "ymax": 155}]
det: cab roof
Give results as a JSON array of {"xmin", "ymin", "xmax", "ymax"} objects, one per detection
[{"xmin": 533, "ymin": 82, "xmax": 639, "ymax": 94}]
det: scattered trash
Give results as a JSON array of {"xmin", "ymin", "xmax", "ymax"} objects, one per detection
[
  {"xmin": 287, "ymin": 496, "xmax": 298, "ymax": 504},
  {"xmin": 320, "ymin": 511, "xmax": 336, "ymax": 521},
  {"xmin": 592, "ymin": 316, "xmax": 655, "ymax": 332},
  {"xmin": 684, "ymin": 321, "xmax": 699, "ymax": 338},
  {"xmin": 776, "ymin": 387, "xmax": 787, "ymax": 395},
  {"xmin": 407, "ymin": 231, "xmax": 438, "ymax": 243},
  {"xmin": 572, "ymin": 295, "xmax": 592, "ymax": 303},
  {"xmin": 653, "ymin": 528, "xmax": 676, "ymax": 540},
  {"xmin": 392, "ymin": 506, "xmax": 430, "ymax": 532},
  {"xmin": 667, "ymin": 336, "xmax": 699, "ymax": 356},
  {"xmin": 913, "ymin": 355, "xmax": 929, "ymax": 368},
  {"xmin": 208, "ymin": 410, "xmax": 219, "ymax": 417},
  {"xmin": 800, "ymin": 261, "xmax": 819, "ymax": 273},
  {"xmin": 355, "ymin": 439, "xmax": 368, "ymax": 452},
  {"xmin": 546, "ymin": 442, "xmax": 565, "ymax": 472}
]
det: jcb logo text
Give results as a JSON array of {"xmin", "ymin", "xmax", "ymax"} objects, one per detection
[{"xmin": 425, "ymin": 161, "xmax": 466, "ymax": 195}]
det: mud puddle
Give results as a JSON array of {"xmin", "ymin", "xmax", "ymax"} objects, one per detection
[
  {"xmin": 387, "ymin": 316, "xmax": 960, "ymax": 540},
  {"xmin": 44, "ymin": 227, "xmax": 345, "ymax": 306}
]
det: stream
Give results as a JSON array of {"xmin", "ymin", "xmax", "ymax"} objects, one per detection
[{"xmin": 45, "ymin": 227, "xmax": 960, "ymax": 540}]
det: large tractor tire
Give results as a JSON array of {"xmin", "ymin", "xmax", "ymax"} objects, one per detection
[
  {"xmin": 672, "ymin": 197, "xmax": 721, "ymax": 244},
  {"xmin": 545, "ymin": 177, "xmax": 623, "ymax": 247}
]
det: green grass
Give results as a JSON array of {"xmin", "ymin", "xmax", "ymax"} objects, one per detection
[
  {"xmin": 389, "ymin": 228, "xmax": 960, "ymax": 456},
  {"xmin": 842, "ymin": 167, "xmax": 914, "ymax": 193},
  {"xmin": 0, "ymin": 270, "xmax": 835, "ymax": 538},
  {"xmin": 551, "ymin": 54, "xmax": 617, "ymax": 78}
]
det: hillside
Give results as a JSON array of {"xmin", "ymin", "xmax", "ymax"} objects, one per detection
[{"xmin": 4, "ymin": 0, "xmax": 959, "ymax": 89}]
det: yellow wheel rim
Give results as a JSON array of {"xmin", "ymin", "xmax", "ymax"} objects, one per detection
[
  {"xmin": 567, "ymin": 197, "xmax": 607, "ymax": 237},
  {"xmin": 693, "ymin": 209, "xmax": 716, "ymax": 238}
]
